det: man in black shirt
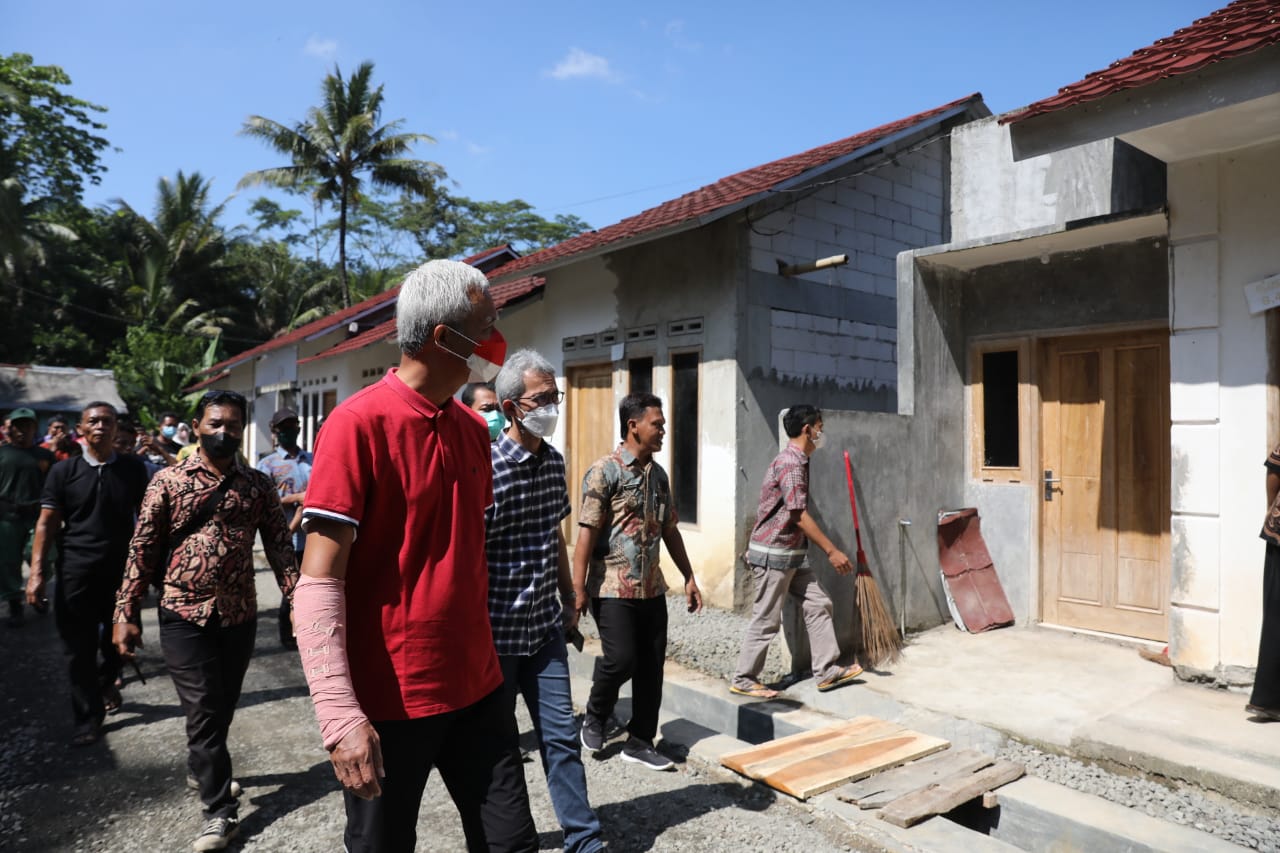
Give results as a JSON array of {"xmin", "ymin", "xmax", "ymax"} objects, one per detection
[
  {"xmin": 0, "ymin": 407, "xmax": 55, "ymax": 627},
  {"xmin": 27, "ymin": 402, "xmax": 149, "ymax": 746}
]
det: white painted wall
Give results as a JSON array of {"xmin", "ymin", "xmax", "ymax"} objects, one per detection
[
  {"xmin": 950, "ymin": 117, "xmax": 1119, "ymax": 243},
  {"xmin": 1168, "ymin": 139, "xmax": 1280, "ymax": 682}
]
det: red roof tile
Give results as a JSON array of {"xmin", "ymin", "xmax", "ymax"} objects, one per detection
[
  {"xmin": 489, "ymin": 94, "xmax": 985, "ymax": 282},
  {"xmin": 183, "ymin": 370, "xmax": 231, "ymax": 393},
  {"xmin": 1006, "ymin": 0, "xmax": 1280, "ymax": 124},
  {"xmin": 200, "ymin": 286, "xmax": 401, "ymax": 376},
  {"xmin": 297, "ymin": 274, "xmax": 547, "ymax": 365}
]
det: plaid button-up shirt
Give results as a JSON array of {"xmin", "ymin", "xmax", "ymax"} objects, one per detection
[{"xmin": 484, "ymin": 433, "xmax": 572, "ymax": 656}]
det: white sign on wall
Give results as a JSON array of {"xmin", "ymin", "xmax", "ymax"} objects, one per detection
[{"xmin": 1244, "ymin": 273, "xmax": 1280, "ymax": 315}]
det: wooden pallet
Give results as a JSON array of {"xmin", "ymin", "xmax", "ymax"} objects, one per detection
[
  {"xmin": 836, "ymin": 749, "xmax": 1025, "ymax": 827},
  {"xmin": 719, "ymin": 716, "xmax": 949, "ymax": 800}
]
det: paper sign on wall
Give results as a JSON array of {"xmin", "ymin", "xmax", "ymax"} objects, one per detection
[{"xmin": 1244, "ymin": 273, "xmax": 1280, "ymax": 316}]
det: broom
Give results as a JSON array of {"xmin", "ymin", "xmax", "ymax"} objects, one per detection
[{"xmin": 843, "ymin": 450, "xmax": 903, "ymax": 668}]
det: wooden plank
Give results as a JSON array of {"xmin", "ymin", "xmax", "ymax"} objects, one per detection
[
  {"xmin": 836, "ymin": 749, "xmax": 993, "ymax": 809},
  {"xmin": 769, "ymin": 734, "xmax": 950, "ymax": 800},
  {"xmin": 880, "ymin": 760, "xmax": 1025, "ymax": 828},
  {"xmin": 721, "ymin": 717, "xmax": 904, "ymax": 779}
]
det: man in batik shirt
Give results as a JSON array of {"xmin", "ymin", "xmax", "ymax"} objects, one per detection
[{"xmin": 572, "ymin": 392, "xmax": 702, "ymax": 772}]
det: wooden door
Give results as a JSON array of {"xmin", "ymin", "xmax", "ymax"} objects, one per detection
[
  {"xmin": 566, "ymin": 364, "xmax": 616, "ymax": 544},
  {"xmin": 1040, "ymin": 331, "xmax": 1169, "ymax": 641}
]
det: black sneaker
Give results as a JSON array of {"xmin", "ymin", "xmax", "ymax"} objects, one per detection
[
  {"xmin": 603, "ymin": 715, "xmax": 627, "ymax": 740},
  {"xmin": 621, "ymin": 737, "xmax": 674, "ymax": 771},
  {"xmin": 192, "ymin": 816, "xmax": 238, "ymax": 851},
  {"xmin": 580, "ymin": 714, "xmax": 605, "ymax": 753}
]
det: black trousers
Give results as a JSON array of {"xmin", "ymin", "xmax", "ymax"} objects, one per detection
[
  {"xmin": 586, "ymin": 596, "xmax": 668, "ymax": 743},
  {"xmin": 159, "ymin": 608, "xmax": 256, "ymax": 819},
  {"xmin": 343, "ymin": 685, "xmax": 537, "ymax": 853},
  {"xmin": 54, "ymin": 567, "xmax": 122, "ymax": 727},
  {"xmin": 1251, "ymin": 543, "xmax": 1280, "ymax": 709}
]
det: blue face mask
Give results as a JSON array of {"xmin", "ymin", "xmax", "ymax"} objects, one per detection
[
  {"xmin": 161, "ymin": 424, "xmax": 178, "ymax": 439},
  {"xmin": 483, "ymin": 409, "xmax": 505, "ymax": 441}
]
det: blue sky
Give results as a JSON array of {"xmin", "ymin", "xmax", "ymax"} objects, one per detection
[{"xmin": 9, "ymin": 1, "xmax": 1222, "ymax": 244}]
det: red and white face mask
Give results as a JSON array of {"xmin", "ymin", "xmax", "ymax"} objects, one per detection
[{"xmin": 440, "ymin": 326, "xmax": 507, "ymax": 382}]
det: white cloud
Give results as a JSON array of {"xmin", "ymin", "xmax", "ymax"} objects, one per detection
[
  {"xmin": 664, "ymin": 19, "xmax": 701, "ymax": 52},
  {"xmin": 437, "ymin": 129, "xmax": 460, "ymax": 142},
  {"xmin": 545, "ymin": 48, "xmax": 619, "ymax": 82},
  {"xmin": 304, "ymin": 35, "xmax": 338, "ymax": 59},
  {"xmin": 466, "ymin": 141, "xmax": 492, "ymax": 156}
]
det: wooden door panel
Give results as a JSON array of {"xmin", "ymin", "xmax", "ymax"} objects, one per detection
[
  {"xmin": 1041, "ymin": 332, "xmax": 1169, "ymax": 641},
  {"xmin": 566, "ymin": 364, "xmax": 616, "ymax": 544}
]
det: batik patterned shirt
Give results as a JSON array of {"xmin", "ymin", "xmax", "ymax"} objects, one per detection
[
  {"xmin": 485, "ymin": 433, "xmax": 571, "ymax": 656},
  {"xmin": 115, "ymin": 452, "xmax": 297, "ymax": 627},
  {"xmin": 1261, "ymin": 444, "xmax": 1280, "ymax": 546},
  {"xmin": 578, "ymin": 445, "xmax": 676, "ymax": 600},
  {"xmin": 747, "ymin": 443, "xmax": 810, "ymax": 569}
]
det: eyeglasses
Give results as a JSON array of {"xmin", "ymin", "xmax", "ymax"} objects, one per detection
[{"xmin": 517, "ymin": 390, "xmax": 564, "ymax": 408}]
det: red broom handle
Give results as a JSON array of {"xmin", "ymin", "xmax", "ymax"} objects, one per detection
[{"xmin": 843, "ymin": 451, "xmax": 864, "ymax": 551}]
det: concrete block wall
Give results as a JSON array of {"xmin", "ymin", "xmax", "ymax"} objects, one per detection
[{"xmin": 748, "ymin": 144, "xmax": 945, "ymax": 390}]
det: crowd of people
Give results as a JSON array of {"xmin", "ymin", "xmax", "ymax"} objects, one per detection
[{"xmin": 18, "ymin": 255, "xmax": 1274, "ymax": 853}]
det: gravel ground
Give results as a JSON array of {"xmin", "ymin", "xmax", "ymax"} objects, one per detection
[
  {"xmin": 0, "ymin": 570, "xmax": 872, "ymax": 853},
  {"xmin": 636, "ymin": 598, "xmax": 1280, "ymax": 853}
]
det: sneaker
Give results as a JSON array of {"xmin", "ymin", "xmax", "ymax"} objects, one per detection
[
  {"xmin": 603, "ymin": 715, "xmax": 627, "ymax": 740},
  {"xmin": 621, "ymin": 737, "xmax": 674, "ymax": 771},
  {"xmin": 580, "ymin": 714, "xmax": 605, "ymax": 753},
  {"xmin": 1246, "ymin": 703, "xmax": 1280, "ymax": 722},
  {"xmin": 186, "ymin": 775, "xmax": 243, "ymax": 798},
  {"xmin": 192, "ymin": 816, "xmax": 238, "ymax": 851}
]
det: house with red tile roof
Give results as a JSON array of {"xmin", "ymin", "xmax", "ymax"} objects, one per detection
[
  {"xmin": 473, "ymin": 94, "xmax": 989, "ymax": 611},
  {"xmin": 842, "ymin": 0, "xmax": 1279, "ymax": 686}
]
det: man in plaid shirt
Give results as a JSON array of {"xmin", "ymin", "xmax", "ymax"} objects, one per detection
[
  {"xmin": 485, "ymin": 349, "xmax": 604, "ymax": 853},
  {"xmin": 731, "ymin": 404, "xmax": 862, "ymax": 699}
]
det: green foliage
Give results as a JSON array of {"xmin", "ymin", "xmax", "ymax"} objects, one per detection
[
  {"xmin": 0, "ymin": 53, "xmax": 109, "ymax": 205},
  {"xmin": 239, "ymin": 61, "xmax": 444, "ymax": 307},
  {"xmin": 396, "ymin": 192, "xmax": 590, "ymax": 259},
  {"xmin": 106, "ymin": 327, "xmax": 220, "ymax": 426}
]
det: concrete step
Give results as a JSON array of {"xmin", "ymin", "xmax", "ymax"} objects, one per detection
[{"xmin": 565, "ymin": 644, "xmax": 1250, "ymax": 852}]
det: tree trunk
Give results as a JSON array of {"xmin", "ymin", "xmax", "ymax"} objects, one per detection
[{"xmin": 338, "ymin": 191, "xmax": 350, "ymax": 309}]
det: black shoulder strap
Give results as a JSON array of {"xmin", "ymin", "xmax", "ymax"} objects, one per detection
[{"xmin": 169, "ymin": 472, "xmax": 235, "ymax": 546}]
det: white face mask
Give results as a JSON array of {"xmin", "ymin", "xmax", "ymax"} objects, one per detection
[
  {"xmin": 811, "ymin": 430, "xmax": 826, "ymax": 450},
  {"xmin": 518, "ymin": 403, "xmax": 559, "ymax": 438}
]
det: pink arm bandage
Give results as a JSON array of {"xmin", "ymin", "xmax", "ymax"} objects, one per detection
[{"xmin": 292, "ymin": 575, "xmax": 369, "ymax": 750}]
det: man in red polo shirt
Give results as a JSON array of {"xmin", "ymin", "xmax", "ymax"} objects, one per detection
[{"xmin": 294, "ymin": 260, "xmax": 537, "ymax": 853}]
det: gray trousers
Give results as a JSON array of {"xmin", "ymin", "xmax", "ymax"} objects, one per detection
[{"xmin": 733, "ymin": 562, "xmax": 843, "ymax": 689}]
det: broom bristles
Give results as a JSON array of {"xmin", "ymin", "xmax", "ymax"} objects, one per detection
[{"xmin": 855, "ymin": 556, "xmax": 903, "ymax": 668}]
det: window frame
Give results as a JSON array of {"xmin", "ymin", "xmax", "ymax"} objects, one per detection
[
  {"xmin": 668, "ymin": 347, "xmax": 702, "ymax": 527},
  {"xmin": 969, "ymin": 338, "xmax": 1032, "ymax": 483}
]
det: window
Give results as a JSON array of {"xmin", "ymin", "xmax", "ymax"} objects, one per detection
[
  {"xmin": 971, "ymin": 340, "xmax": 1030, "ymax": 482},
  {"xmin": 671, "ymin": 352, "xmax": 700, "ymax": 523},
  {"xmin": 629, "ymin": 357, "xmax": 653, "ymax": 393}
]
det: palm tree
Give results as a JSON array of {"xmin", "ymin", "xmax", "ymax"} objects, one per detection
[{"xmin": 238, "ymin": 61, "xmax": 443, "ymax": 308}]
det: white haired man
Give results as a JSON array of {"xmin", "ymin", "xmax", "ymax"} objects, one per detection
[
  {"xmin": 487, "ymin": 348, "xmax": 604, "ymax": 853},
  {"xmin": 293, "ymin": 260, "xmax": 538, "ymax": 853}
]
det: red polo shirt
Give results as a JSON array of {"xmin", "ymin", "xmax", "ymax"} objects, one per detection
[{"xmin": 304, "ymin": 369, "xmax": 499, "ymax": 720}]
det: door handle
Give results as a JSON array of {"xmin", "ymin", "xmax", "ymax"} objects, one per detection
[{"xmin": 1044, "ymin": 469, "xmax": 1062, "ymax": 502}]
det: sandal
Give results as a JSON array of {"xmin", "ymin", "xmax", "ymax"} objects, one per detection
[
  {"xmin": 102, "ymin": 685, "xmax": 123, "ymax": 715},
  {"xmin": 70, "ymin": 721, "xmax": 101, "ymax": 748},
  {"xmin": 729, "ymin": 682, "xmax": 779, "ymax": 699},
  {"xmin": 817, "ymin": 664, "xmax": 864, "ymax": 693}
]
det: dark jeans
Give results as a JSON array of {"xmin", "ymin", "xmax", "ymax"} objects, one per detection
[
  {"xmin": 343, "ymin": 685, "xmax": 537, "ymax": 853},
  {"xmin": 1251, "ymin": 543, "xmax": 1280, "ymax": 709},
  {"xmin": 159, "ymin": 608, "xmax": 256, "ymax": 819},
  {"xmin": 54, "ymin": 568, "xmax": 122, "ymax": 727},
  {"xmin": 587, "ymin": 596, "xmax": 668, "ymax": 743}
]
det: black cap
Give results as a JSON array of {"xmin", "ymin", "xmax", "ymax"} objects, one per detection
[{"xmin": 270, "ymin": 408, "xmax": 299, "ymax": 429}]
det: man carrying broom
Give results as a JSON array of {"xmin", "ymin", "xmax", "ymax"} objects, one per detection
[{"xmin": 731, "ymin": 404, "xmax": 862, "ymax": 698}]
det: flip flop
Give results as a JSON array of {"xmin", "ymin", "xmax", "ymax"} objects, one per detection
[
  {"xmin": 70, "ymin": 721, "xmax": 101, "ymax": 748},
  {"xmin": 817, "ymin": 664, "xmax": 864, "ymax": 693},
  {"xmin": 729, "ymin": 682, "xmax": 779, "ymax": 699},
  {"xmin": 102, "ymin": 685, "xmax": 123, "ymax": 715}
]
